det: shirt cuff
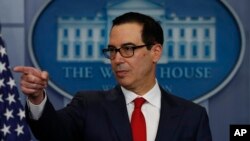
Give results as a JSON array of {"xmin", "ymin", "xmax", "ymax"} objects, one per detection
[{"xmin": 27, "ymin": 91, "xmax": 47, "ymax": 120}]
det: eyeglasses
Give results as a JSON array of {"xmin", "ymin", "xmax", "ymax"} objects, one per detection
[{"xmin": 102, "ymin": 44, "xmax": 154, "ymax": 60}]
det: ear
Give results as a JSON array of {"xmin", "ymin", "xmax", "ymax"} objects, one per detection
[{"xmin": 151, "ymin": 44, "xmax": 163, "ymax": 63}]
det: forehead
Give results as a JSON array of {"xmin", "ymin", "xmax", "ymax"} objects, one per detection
[{"xmin": 109, "ymin": 23, "xmax": 143, "ymax": 45}]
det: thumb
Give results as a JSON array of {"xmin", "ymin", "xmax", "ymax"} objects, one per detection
[{"xmin": 41, "ymin": 71, "xmax": 49, "ymax": 80}]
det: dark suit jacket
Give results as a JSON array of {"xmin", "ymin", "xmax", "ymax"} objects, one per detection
[{"xmin": 26, "ymin": 85, "xmax": 212, "ymax": 141}]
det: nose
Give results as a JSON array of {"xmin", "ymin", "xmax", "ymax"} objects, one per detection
[{"xmin": 112, "ymin": 51, "xmax": 125, "ymax": 64}]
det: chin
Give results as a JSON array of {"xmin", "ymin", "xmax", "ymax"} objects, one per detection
[{"xmin": 117, "ymin": 78, "xmax": 132, "ymax": 88}]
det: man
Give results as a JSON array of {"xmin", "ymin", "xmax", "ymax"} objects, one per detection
[{"xmin": 14, "ymin": 12, "xmax": 212, "ymax": 141}]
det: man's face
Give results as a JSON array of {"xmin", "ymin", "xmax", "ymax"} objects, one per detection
[{"xmin": 108, "ymin": 23, "xmax": 161, "ymax": 92}]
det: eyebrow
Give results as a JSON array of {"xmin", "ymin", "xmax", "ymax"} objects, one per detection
[{"xmin": 108, "ymin": 42, "xmax": 136, "ymax": 48}]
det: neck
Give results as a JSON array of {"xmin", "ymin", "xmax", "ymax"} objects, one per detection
[{"xmin": 127, "ymin": 79, "xmax": 156, "ymax": 96}]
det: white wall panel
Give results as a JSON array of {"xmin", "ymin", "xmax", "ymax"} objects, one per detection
[{"xmin": 0, "ymin": 0, "xmax": 24, "ymax": 23}]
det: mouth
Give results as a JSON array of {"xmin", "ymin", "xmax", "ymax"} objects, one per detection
[{"xmin": 115, "ymin": 70, "xmax": 128, "ymax": 78}]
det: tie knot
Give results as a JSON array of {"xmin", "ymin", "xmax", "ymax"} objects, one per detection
[{"xmin": 133, "ymin": 97, "xmax": 146, "ymax": 109}]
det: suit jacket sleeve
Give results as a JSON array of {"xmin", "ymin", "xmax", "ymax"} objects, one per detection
[{"xmin": 25, "ymin": 93, "xmax": 87, "ymax": 141}]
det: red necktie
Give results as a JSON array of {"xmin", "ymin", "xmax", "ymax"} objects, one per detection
[{"xmin": 131, "ymin": 97, "xmax": 146, "ymax": 141}]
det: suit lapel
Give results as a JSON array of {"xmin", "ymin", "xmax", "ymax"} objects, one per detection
[
  {"xmin": 102, "ymin": 86, "xmax": 185, "ymax": 141},
  {"xmin": 155, "ymin": 87, "xmax": 184, "ymax": 141},
  {"xmin": 102, "ymin": 86, "xmax": 133, "ymax": 141}
]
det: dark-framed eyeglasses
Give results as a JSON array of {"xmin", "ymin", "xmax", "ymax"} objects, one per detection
[{"xmin": 102, "ymin": 44, "xmax": 154, "ymax": 60}]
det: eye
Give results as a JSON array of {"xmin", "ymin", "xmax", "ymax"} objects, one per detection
[
  {"xmin": 122, "ymin": 45, "xmax": 134, "ymax": 51},
  {"xmin": 108, "ymin": 47, "xmax": 116, "ymax": 52}
]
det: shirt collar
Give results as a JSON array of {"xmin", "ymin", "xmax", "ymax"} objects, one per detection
[{"xmin": 121, "ymin": 81, "xmax": 161, "ymax": 109}]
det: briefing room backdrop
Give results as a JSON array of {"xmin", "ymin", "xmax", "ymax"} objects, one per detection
[{"xmin": 0, "ymin": 0, "xmax": 249, "ymax": 141}]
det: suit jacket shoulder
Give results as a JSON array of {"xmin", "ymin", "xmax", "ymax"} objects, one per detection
[{"xmin": 156, "ymin": 86, "xmax": 212, "ymax": 141}]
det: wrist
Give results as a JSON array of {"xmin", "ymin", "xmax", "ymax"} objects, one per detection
[{"xmin": 28, "ymin": 90, "xmax": 45, "ymax": 105}]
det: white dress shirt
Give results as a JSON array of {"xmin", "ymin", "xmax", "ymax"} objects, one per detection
[
  {"xmin": 28, "ymin": 82, "xmax": 161, "ymax": 141},
  {"xmin": 27, "ymin": 93, "xmax": 47, "ymax": 120},
  {"xmin": 121, "ymin": 82, "xmax": 161, "ymax": 141}
]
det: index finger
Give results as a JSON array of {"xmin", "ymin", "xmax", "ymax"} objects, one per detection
[{"xmin": 13, "ymin": 66, "xmax": 42, "ymax": 77}]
